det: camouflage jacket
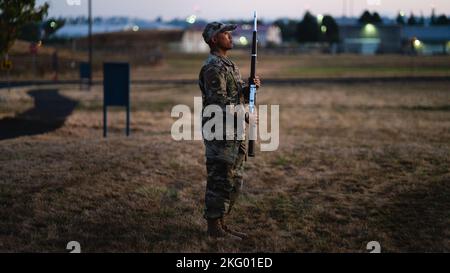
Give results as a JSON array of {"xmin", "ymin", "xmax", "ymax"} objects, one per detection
[
  {"xmin": 199, "ymin": 53, "xmax": 249, "ymax": 140},
  {"xmin": 199, "ymin": 53, "xmax": 248, "ymax": 109}
]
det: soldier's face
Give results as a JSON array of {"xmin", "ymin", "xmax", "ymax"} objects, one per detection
[{"xmin": 213, "ymin": 31, "xmax": 233, "ymax": 50}]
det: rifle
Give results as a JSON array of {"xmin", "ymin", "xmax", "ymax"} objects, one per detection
[{"xmin": 248, "ymin": 11, "xmax": 258, "ymax": 157}]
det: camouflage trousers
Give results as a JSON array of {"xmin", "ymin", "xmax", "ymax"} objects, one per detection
[{"xmin": 203, "ymin": 139, "xmax": 246, "ymax": 220}]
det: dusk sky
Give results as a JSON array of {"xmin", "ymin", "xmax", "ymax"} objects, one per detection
[{"xmin": 37, "ymin": 0, "xmax": 450, "ymax": 20}]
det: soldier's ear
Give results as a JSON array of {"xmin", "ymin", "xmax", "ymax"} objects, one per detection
[{"xmin": 210, "ymin": 36, "xmax": 217, "ymax": 44}]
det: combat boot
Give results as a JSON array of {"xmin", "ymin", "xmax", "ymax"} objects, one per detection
[
  {"xmin": 207, "ymin": 218, "xmax": 241, "ymax": 240},
  {"xmin": 220, "ymin": 218, "xmax": 248, "ymax": 239}
]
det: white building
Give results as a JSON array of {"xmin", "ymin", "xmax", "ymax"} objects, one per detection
[
  {"xmin": 180, "ymin": 27, "xmax": 210, "ymax": 53},
  {"xmin": 232, "ymin": 24, "xmax": 283, "ymax": 47}
]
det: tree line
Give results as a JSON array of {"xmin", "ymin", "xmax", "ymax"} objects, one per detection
[
  {"xmin": 274, "ymin": 10, "xmax": 450, "ymax": 44},
  {"xmin": 396, "ymin": 9, "xmax": 450, "ymax": 26},
  {"xmin": 274, "ymin": 12, "xmax": 339, "ymax": 44}
]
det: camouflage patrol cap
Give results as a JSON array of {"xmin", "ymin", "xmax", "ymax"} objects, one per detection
[{"xmin": 202, "ymin": 22, "xmax": 237, "ymax": 44}]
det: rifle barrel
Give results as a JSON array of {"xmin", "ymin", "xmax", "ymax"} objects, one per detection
[{"xmin": 248, "ymin": 11, "xmax": 258, "ymax": 157}]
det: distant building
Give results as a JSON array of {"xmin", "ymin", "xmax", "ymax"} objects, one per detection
[
  {"xmin": 180, "ymin": 25, "xmax": 209, "ymax": 53},
  {"xmin": 180, "ymin": 24, "xmax": 283, "ymax": 53},
  {"xmin": 401, "ymin": 26, "xmax": 450, "ymax": 55},
  {"xmin": 338, "ymin": 23, "xmax": 450, "ymax": 55},
  {"xmin": 339, "ymin": 24, "xmax": 402, "ymax": 55},
  {"xmin": 233, "ymin": 24, "xmax": 283, "ymax": 47},
  {"xmin": 55, "ymin": 18, "xmax": 181, "ymax": 38}
]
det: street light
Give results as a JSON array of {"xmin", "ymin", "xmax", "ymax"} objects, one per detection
[
  {"xmin": 186, "ymin": 15, "xmax": 196, "ymax": 24},
  {"xmin": 239, "ymin": 36, "xmax": 248, "ymax": 46},
  {"xmin": 317, "ymin": 14, "xmax": 324, "ymax": 24},
  {"xmin": 363, "ymin": 23, "xmax": 377, "ymax": 37},
  {"xmin": 413, "ymin": 38, "xmax": 424, "ymax": 52},
  {"xmin": 413, "ymin": 39, "xmax": 422, "ymax": 48}
]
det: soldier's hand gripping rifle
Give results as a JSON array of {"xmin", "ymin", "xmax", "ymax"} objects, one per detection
[{"xmin": 248, "ymin": 11, "xmax": 258, "ymax": 157}]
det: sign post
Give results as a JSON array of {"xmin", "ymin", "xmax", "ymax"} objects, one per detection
[
  {"xmin": 103, "ymin": 62, "xmax": 130, "ymax": 137},
  {"xmin": 29, "ymin": 42, "xmax": 38, "ymax": 81},
  {"xmin": 1, "ymin": 55, "xmax": 12, "ymax": 92}
]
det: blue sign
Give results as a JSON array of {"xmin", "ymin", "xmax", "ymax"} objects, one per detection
[
  {"xmin": 79, "ymin": 62, "xmax": 91, "ymax": 90},
  {"xmin": 103, "ymin": 62, "xmax": 130, "ymax": 137},
  {"xmin": 79, "ymin": 62, "xmax": 91, "ymax": 79}
]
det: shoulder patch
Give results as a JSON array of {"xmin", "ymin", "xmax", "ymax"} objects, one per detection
[{"xmin": 204, "ymin": 67, "xmax": 223, "ymax": 90}]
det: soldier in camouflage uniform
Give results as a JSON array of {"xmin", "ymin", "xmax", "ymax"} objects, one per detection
[{"xmin": 199, "ymin": 22, "xmax": 261, "ymax": 239}]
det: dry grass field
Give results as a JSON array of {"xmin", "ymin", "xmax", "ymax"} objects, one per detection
[{"xmin": 0, "ymin": 79, "xmax": 449, "ymax": 252}]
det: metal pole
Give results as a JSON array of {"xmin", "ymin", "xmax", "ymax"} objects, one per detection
[
  {"xmin": 126, "ymin": 105, "xmax": 130, "ymax": 136},
  {"xmin": 104, "ymin": 105, "xmax": 107, "ymax": 137},
  {"xmin": 5, "ymin": 54, "xmax": 11, "ymax": 92},
  {"xmin": 32, "ymin": 53, "xmax": 36, "ymax": 82},
  {"xmin": 7, "ymin": 68, "xmax": 10, "ymax": 92},
  {"xmin": 88, "ymin": 0, "xmax": 93, "ymax": 87}
]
